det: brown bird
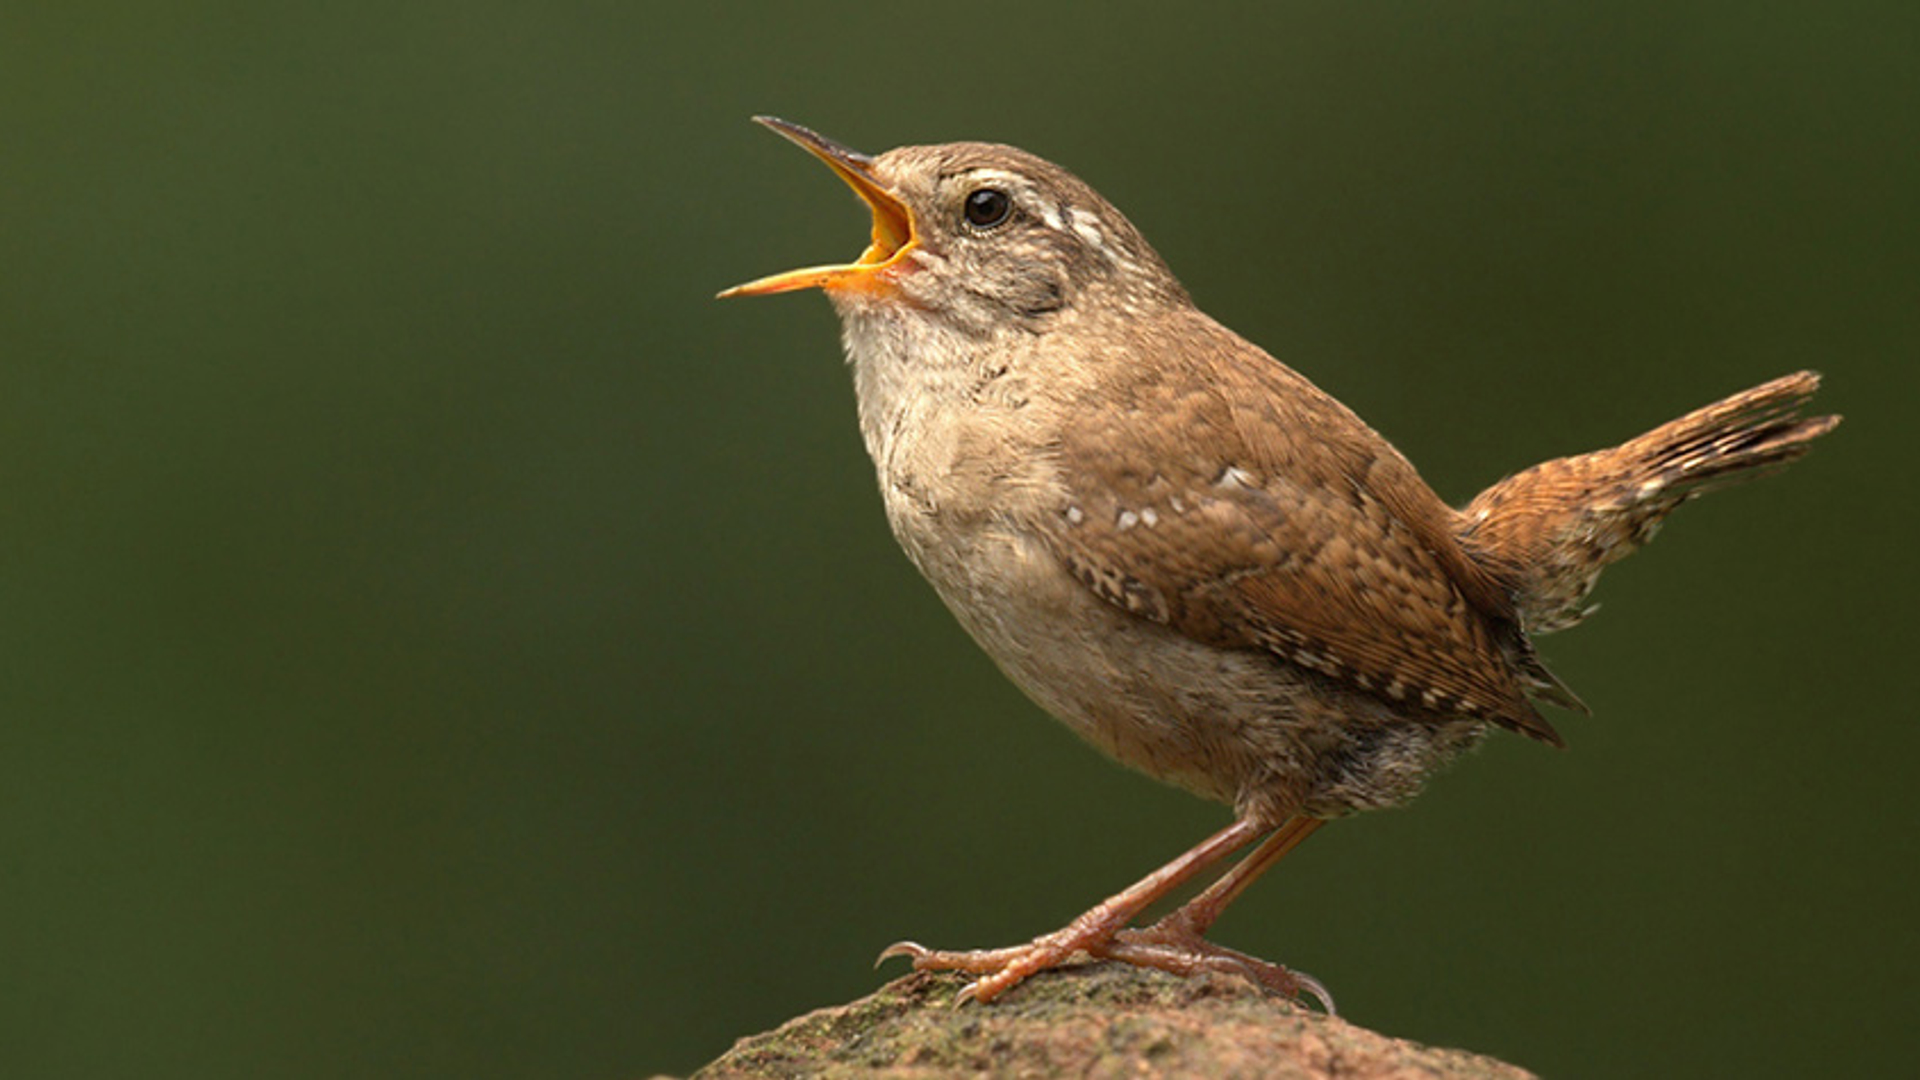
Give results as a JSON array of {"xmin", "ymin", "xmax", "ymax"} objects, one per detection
[{"xmin": 719, "ymin": 117, "xmax": 1839, "ymax": 1009}]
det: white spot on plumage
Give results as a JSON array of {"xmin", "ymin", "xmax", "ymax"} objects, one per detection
[
  {"xmin": 1069, "ymin": 210, "xmax": 1109, "ymax": 251},
  {"xmin": 1216, "ymin": 465, "xmax": 1257, "ymax": 490}
]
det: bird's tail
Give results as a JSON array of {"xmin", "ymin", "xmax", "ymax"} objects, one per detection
[{"xmin": 1458, "ymin": 371, "xmax": 1840, "ymax": 634}]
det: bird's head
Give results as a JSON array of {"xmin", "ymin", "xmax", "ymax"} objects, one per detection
[{"xmin": 720, "ymin": 117, "xmax": 1187, "ymax": 336}]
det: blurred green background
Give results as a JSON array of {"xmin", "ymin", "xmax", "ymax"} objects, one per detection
[{"xmin": 3, "ymin": 2, "xmax": 1914, "ymax": 1077}]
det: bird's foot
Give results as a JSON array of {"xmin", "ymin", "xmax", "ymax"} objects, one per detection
[
  {"xmin": 876, "ymin": 916, "xmax": 1331, "ymax": 1011},
  {"xmin": 1095, "ymin": 915, "xmax": 1335, "ymax": 1013},
  {"xmin": 877, "ymin": 903, "xmax": 1138, "ymax": 1003},
  {"xmin": 873, "ymin": 819, "xmax": 1323, "ymax": 1006},
  {"xmin": 875, "ymin": 935, "xmax": 1104, "ymax": 1004}
]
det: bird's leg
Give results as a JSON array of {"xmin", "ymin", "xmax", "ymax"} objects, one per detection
[
  {"xmin": 878, "ymin": 817, "xmax": 1265, "ymax": 1003},
  {"xmin": 1096, "ymin": 816, "xmax": 1335, "ymax": 1011},
  {"xmin": 1157, "ymin": 815, "xmax": 1324, "ymax": 937}
]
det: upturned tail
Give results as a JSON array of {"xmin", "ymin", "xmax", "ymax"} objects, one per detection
[{"xmin": 1459, "ymin": 371, "xmax": 1840, "ymax": 634}]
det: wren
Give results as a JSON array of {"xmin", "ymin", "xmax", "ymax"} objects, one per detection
[{"xmin": 719, "ymin": 117, "xmax": 1839, "ymax": 1008}]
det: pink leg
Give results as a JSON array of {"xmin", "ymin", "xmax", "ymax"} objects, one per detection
[
  {"xmin": 878, "ymin": 817, "xmax": 1266, "ymax": 1003},
  {"xmin": 1169, "ymin": 816, "xmax": 1324, "ymax": 936},
  {"xmin": 1096, "ymin": 817, "xmax": 1335, "ymax": 1011}
]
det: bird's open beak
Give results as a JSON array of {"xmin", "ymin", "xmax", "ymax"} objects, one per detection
[{"xmin": 717, "ymin": 117, "xmax": 918, "ymax": 298}]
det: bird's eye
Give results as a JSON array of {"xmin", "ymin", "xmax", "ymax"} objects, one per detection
[{"xmin": 963, "ymin": 188, "xmax": 1012, "ymax": 229}]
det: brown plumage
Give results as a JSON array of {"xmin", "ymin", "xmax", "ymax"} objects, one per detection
[
  {"xmin": 721, "ymin": 118, "xmax": 1840, "ymax": 1008},
  {"xmin": 1046, "ymin": 307, "xmax": 1571, "ymax": 748},
  {"xmin": 1461, "ymin": 371, "xmax": 1840, "ymax": 633}
]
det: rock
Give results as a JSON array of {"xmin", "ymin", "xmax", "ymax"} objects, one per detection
[{"xmin": 693, "ymin": 962, "xmax": 1535, "ymax": 1078}]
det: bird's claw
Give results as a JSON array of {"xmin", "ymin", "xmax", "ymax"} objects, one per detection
[
  {"xmin": 1293, "ymin": 971, "xmax": 1337, "ymax": 1015},
  {"xmin": 875, "ymin": 940, "xmax": 929, "ymax": 968}
]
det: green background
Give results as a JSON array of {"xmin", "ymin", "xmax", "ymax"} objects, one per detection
[{"xmin": 4, "ymin": 3, "xmax": 1914, "ymax": 1077}]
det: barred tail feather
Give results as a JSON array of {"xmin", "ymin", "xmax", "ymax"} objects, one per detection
[{"xmin": 1459, "ymin": 371, "xmax": 1839, "ymax": 634}]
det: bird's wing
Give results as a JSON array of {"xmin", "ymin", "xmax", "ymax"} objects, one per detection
[{"xmin": 1040, "ymin": 318, "xmax": 1562, "ymax": 744}]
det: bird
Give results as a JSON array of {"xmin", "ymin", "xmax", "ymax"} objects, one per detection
[{"xmin": 718, "ymin": 116, "xmax": 1839, "ymax": 1009}]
